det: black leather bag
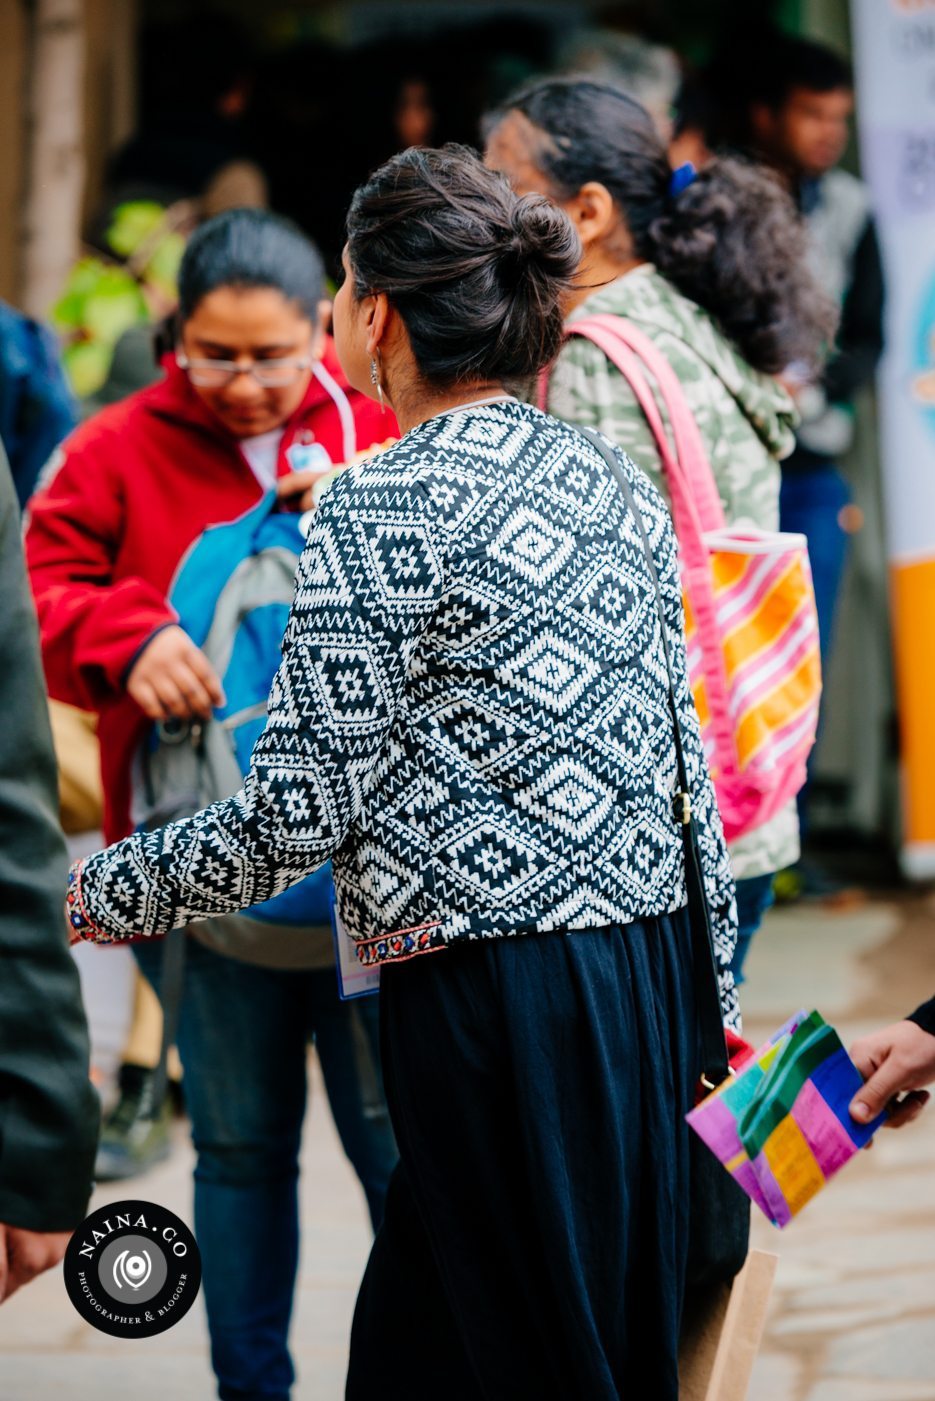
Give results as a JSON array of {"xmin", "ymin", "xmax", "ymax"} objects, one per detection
[{"xmin": 579, "ymin": 428, "xmax": 750, "ymax": 1289}]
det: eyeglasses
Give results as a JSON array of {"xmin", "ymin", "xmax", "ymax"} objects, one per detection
[{"xmin": 176, "ymin": 352, "xmax": 312, "ymax": 388}]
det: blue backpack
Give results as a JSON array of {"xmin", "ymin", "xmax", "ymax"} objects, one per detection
[{"xmin": 133, "ymin": 492, "xmax": 332, "ymax": 968}]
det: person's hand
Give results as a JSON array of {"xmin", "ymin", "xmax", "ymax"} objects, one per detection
[
  {"xmin": 126, "ymin": 625, "xmax": 225, "ymax": 722},
  {"xmin": 0, "ymin": 1224, "xmax": 72, "ymax": 1303},
  {"xmin": 276, "ymin": 441, "xmax": 395, "ymax": 515},
  {"xmin": 275, "ymin": 469, "xmax": 327, "ymax": 514},
  {"xmin": 849, "ymin": 1020, "xmax": 935, "ymax": 1129}
]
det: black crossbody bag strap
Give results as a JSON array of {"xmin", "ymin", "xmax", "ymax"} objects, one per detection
[{"xmin": 579, "ymin": 428, "xmax": 730, "ymax": 1088}]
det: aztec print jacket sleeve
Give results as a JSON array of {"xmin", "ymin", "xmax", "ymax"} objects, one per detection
[{"xmin": 68, "ymin": 467, "xmax": 447, "ymax": 940}]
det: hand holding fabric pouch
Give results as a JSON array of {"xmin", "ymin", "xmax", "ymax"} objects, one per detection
[{"xmin": 687, "ymin": 1011, "xmax": 886, "ymax": 1227}]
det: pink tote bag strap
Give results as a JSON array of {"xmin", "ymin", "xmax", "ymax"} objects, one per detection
[
  {"xmin": 547, "ymin": 314, "xmax": 738, "ymax": 785},
  {"xmin": 558, "ymin": 317, "xmax": 711, "ymax": 571},
  {"xmin": 575, "ymin": 314, "xmax": 727, "ymax": 534}
]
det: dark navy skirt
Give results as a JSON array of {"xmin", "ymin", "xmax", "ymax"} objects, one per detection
[{"xmin": 346, "ymin": 910, "xmax": 698, "ymax": 1401}]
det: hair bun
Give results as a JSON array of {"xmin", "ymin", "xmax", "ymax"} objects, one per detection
[
  {"xmin": 346, "ymin": 144, "xmax": 581, "ymax": 386},
  {"xmin": 503, "ymin": 195, "xmax": 580, "ymax": 280}
]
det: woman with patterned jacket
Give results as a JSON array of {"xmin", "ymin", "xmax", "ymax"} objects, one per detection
[
  {"xmin": 486, "ymin": 77, "xmax": 836, "ymax": 981},
  {"xmin": 68, "ymin": 147, "xmax": 737, "ymax": 1399}
]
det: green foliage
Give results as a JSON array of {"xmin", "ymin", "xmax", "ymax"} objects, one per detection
[
  {"xmin": 106, "ymin": 201, "xmax": 166, "ymax": 258},
  {"xmin": 61, "ymin": 340, "xmax": 115, "ymax": 399},
  {"xmin": 52, "ymin": 201, "xmax": 186, "ymax": 397},
  {"xmin": 145, "ymin": 231, "xmax": 185, "ymax": 299}
]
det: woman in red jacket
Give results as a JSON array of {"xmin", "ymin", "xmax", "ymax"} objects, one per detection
[{"xmin": 27, "ymin": 209, "xmax": 398, "ymax": 1401}]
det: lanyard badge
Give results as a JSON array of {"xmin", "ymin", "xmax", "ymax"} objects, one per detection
[
  {"xmin": 286, "ymin": 440, "xmax": 332, "ymax": 475},
  {"xmin": 331, "ymin": 892, "xmax": 380, "ymax": 1000}
]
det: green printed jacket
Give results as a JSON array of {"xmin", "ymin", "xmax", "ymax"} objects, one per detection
[{"xmin": 546, "ymin": 264, "xmax": 800, "ymax": 881}]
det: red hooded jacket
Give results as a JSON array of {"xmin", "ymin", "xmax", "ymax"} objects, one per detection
[{"xmin": 26, "ymin": 342, "xmax": 395, "ymax": 843}]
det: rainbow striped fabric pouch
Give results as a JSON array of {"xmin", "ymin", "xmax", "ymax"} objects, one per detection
[
  {"xmin": 544, "ymin": 314, "xmax": 822, "ymax": 843},
  {"xmin": 686, "ymin": 1011, "xmax": 885, "ymax": 1227}
]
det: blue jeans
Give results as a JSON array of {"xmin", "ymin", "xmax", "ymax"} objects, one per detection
[
  {"xmin": 780, "ymin": 462, "xmax": 850, "ymax": 829},
  {"xmin": 134, "ymin": 937, "xmax": 397, "ymax": 1401},
  {"xmin": 780, "ymin": 463, "xmax": 850, "ymax": 675},
  {"xmin": 729, "ymin": 874, "xmax": 776, "ymax": 985}
]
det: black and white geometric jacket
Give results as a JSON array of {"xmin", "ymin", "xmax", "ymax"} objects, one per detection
[{"xmin": 69, "ymin": 401, "xmax": 739, "ymax": 1026}]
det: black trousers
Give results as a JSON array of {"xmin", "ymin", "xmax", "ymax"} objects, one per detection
[{"xmin": 346, "ymin": 913, "xmax": 698, "ymax": 1400}]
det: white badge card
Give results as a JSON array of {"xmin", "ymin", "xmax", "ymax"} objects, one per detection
[{"xmin": 331, "ymin": 895, "xmax": 380, "ymax": 1000}]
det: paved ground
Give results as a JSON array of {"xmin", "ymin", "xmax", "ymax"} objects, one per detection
[
  {"xmin": 745, "ymin": 896, "xmax": 935, "ymax": 1401},
  {"xmin": 1, "ymin": 893, "xmax": 933, "ymax": 1400}
]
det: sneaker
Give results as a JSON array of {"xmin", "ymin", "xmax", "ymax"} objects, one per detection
[{"xmin": 94, "ymin": 1063, "xmax": 173, "ymax": 1181}]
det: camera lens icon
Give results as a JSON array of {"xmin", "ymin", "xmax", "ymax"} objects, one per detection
[
  {"xmin": 98, "ymin": 1233, "xmax": 168, "ymax": 1305},
  {"xmin": 114, "ymin": 1248, "xmax": 153, "ymax": 1290}
]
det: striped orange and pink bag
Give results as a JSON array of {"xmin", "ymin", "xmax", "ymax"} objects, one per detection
[{"xmin": 541, "ymin": 314, "xmax": 821, "ymax": 843}]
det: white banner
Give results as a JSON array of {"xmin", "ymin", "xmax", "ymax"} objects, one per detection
[{"xmin": 852, "ymin": 0, "xmax": 935, "ymax": 874}]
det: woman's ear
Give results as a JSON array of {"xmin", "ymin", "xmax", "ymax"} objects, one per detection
[
  {"xmin": 561, "ymin": 181, "xmax": 621, "ymax": 250},
  {"xmin": 365, "ymin": 293, "xmax": 390, "ymax": 357}
]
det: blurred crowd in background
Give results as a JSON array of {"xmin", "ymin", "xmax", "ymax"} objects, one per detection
[
  {"xmin": 2, "ymin": 2, "xmax": 885, "ymax": 1189},
  {"xmin": 9, "ymin": 6, "xmax": 931, "ymax": 1395}
]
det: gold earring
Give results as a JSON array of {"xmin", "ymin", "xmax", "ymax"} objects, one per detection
[{"xmin": 370, "ymin": 355, "xmax": 385, "ymax": 413}]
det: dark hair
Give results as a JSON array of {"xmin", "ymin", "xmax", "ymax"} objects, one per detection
[
  {"xmin": 345, "ymin": 144, "xmax": 580, "ymax": 387},
  {"xmin": 487, "ymin": 77, "xmax": 836, "ymax": 376},
  {"xmin": 178, "ymin": 209, "xmax": 326, "ymax": 323},
  {"xmin": 755, "ymin": 36, "xmax": 853, "ymax": 111},
  {"xmin": 673, "ymin": 32, "xmax": 853, "ymax": 153}
]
